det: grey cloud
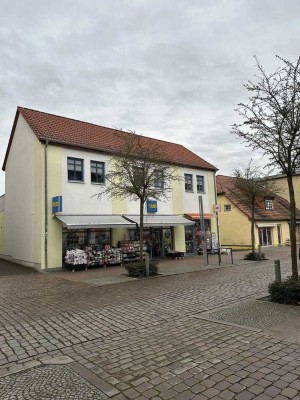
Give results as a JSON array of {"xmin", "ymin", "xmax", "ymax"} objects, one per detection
[{"xmin": 0, "ymin": 0, "xmax": 300, "ymax": 194}]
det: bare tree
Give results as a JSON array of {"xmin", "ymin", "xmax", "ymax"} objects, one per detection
[
  {"xmin": 232, "ymin": 56, "xmax": 300, "ymax": 279},
  {"xmin": 97, "ymin": 132, "xmax": 182, "ymax": 261},
  {"xmin": 232, "ymin": 161, "xmax": 281, "ymax": 256}
]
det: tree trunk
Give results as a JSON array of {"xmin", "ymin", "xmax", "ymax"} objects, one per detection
[
  {"xmin": 251, "ymin": 198, "xmax": 256, "ymax": 254},
  {"xmin": 139, "ymin": 198, "xmax": 144, "ymax": 262},
  {"xmin": 286, "ymin": 174, "xmax": 298, "ymax": 281}
]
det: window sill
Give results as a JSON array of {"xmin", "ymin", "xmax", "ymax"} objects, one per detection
[
  {"xmin": 197, "ymin": 191, "xmax": 206, "ymax": 194},
  {"xmin": 185, "ymin": 190, "xmax": 194, "ymax": 193},
  {"xmin": 91, "ymin": 182, "xmax": 105, "ymax": 185},
  {"xmin": 68, "ymin": 180, "xmax": 85, "ymax": 184}
]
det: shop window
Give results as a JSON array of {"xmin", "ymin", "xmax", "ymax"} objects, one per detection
[
  {"xmin": 224, "ymin": 204, "xmax": 231, "ymax": 212},
  {"xmin": 91, "ymin": 161, "xmax": 105, "ymax": 184},
  {"xmin": 154, "ymin": 170, "xmax": 164, "ymax": 189},
  {"xmin": 68, "ymin": 157, "xmax": 84, "ymax": 182},
  {"xmin": 196, "ymin": 175, "xmax": 205, "ymax": 193},
  {"xmin": 185, "ymin": 174, "xmax": 193, "ymax": 192},
  {"xmin": 265, "ymin": 199, "xmax": 273, "ymax": 210}
]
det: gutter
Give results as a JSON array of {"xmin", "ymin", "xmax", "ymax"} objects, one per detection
[{"xmin": 44, "ymin": 140, "xmax": 49, "ymax": 272}]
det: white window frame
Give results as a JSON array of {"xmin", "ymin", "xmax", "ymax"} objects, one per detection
[
  {"xmin": 224, "ymin": 204, "xmax": 232, "ymax": 212},
  {"xmin": 90, "ymin": 160, "xmax": 105, "ymax": 184},
  {"xmin": 67, "ymin": 157, "xmax": 84, "ymax": 182},
  {"xmin": 184, "ymin": 174, "xmax": 193, "ymax": 192},
  {"xmin": 265, "ymin": 199, "xmax": 273, "ymax": 210},
  {"xmin": 196, "ymin": 175, "xmax": 205, "ymax": 193},
  {"xmin": 154, "ymin": 170, "xmax": 164, "ymax": 189}
]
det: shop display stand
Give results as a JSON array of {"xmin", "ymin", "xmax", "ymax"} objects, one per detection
[
  {"xmin": 119, "ymin": 240, "xmax": 146, "ymax": 263},
  {"xmin": 64, "ymin": 247, "xmax": 123, "ymax": 271},
  {"xmin": 64, "ymin": 241, "xmax": 147, "ymax": 271}
]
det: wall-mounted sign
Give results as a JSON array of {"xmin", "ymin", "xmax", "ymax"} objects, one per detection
[
  {"xmin": 52, "ymin": 196, "xmax": 63, "ymax": 213},
  {"xmin": 147, "ymin": 199, "xmax": 157, "ymax": 213}
]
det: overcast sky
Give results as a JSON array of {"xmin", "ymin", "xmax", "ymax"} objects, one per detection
[{"xmin": 1, "ymin": 0, "xmax": 300, "ymax": 194}]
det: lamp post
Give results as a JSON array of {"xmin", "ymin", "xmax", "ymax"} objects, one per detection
[{"xmin": 198, "ymin": 195, "xmax": 208, "ymax": 265}]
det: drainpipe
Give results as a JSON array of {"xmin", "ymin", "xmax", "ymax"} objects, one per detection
[
  {"xmin": 213, "ymin": 171, "xmax": 221, "ymax": 247},
  {"xmin": 44, "ymin": 140, "xmax": 49, "ymax": 272}
]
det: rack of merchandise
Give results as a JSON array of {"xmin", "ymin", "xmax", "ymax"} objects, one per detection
[
  {"xmin": 64, "ymin": 246, "xmax": 123, "ymax": 271},
  {"xmin": 119, "ymin": 240, "xmax": 147, "ymax": 263}
]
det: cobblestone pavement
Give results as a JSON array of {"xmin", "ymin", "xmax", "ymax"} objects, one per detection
[{"xmin": 1, "ymin": 256, "xmax": 300, "ymax": 399}]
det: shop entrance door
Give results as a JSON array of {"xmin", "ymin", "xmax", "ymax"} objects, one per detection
[
  {"xmin": 259, "ymin": 227, "xmax": 272, "ymax": 246},
  {"xmin": 185, "ymin": 226, "xmax": 195, "ymax": 254},
  {"xmin": 151, "ymin": 229, "xmax": 161, "ymax": 258}
]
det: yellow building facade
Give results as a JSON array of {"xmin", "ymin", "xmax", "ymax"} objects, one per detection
[
  {"xmin": 0, "ymin": 107, "xmax": 219, "ymax": 270},
  {"xmin": 217, "ymin": 175, "xmax": 299, "ymax": 250}
]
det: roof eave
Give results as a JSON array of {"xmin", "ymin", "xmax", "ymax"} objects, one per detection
[
  {"xmin": 2, "ymin": 109, "xmax": 20, "ymax": 171},
  {"xmin": 38, "ymin": 138, "xmax": 218, "ymax": 171}
]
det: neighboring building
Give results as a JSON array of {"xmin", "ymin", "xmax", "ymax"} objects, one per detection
[
  {"xmin": 217, "ymin": 175, "xmax": 300, "ymax": 249},
  {"xmin": 263, "ymin": 172, "xmax": 300, "ymax": 209},
  {"xmin": 0, "ymin": 107, "xmax": 218, "ymax": 271}
]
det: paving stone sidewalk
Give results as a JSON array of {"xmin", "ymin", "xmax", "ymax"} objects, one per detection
[{"xmin": 1, "ymin": 251, "xmax": 300, "ymax": 399}]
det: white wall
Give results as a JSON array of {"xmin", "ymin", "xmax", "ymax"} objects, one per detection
[
  {"xmin": 4, "ymin": 115, "xmax": 36, "ymax": 264},
  {"xmin": 127, "ymin": 193, "xmax": 173, "ymax": 215},
  {"xmin": 61, "ymin": 149, "xmax": 213, "ymax": 217},
  {"xmin": 182, "ymin": 168, "xmax": 211, "ymax": 214},
  {"xmin": 62, "ymin": 148, "xmax": 112, "ymax": 214},
  {"xmin": 0, "ymin": 195, "xmax": 4, "ymax": 212}
]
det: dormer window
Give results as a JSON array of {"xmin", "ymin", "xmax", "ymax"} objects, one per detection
[{"xmin": 265, "ymin": 199, "xmax": 273, "ymax": 210}]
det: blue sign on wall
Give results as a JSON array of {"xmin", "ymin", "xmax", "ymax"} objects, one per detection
[
  {"xmin": 52, "ymin": 196, "xmax": 63, "ymax": 213},
  {"xmin": 147, "ymin": 199, "xmax": 157, "ymax": 213}
]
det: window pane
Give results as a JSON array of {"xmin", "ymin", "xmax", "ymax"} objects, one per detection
[
  {"xmin": 68, "ymin": 158, "xmax": 83, "ymax": 181},
  {"xmin": 185, "ymin": 174, "xmax": 193, "ymax": 191},
  {"xmin": 91, "ymin": 161, "xmax": 105, "ymax": 183},
  {"xmin": 75, "ymin": 171, "xmax": 83, "ymax": 180},
  {"xmin": 197, "ymin": 176, "xmax": 204, "ymax": 192}
]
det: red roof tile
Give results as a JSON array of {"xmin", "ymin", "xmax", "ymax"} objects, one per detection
[
  {"xmin": 216, "ymin": 175, "xmax": 300, "ymax": 221},
  {"xmin": 2, "ymin": 107, "xmax": 218, "ymax": 171}
]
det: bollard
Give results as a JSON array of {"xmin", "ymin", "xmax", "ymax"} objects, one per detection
[
  {"xmin": 145, "ymin": 253, "xmax": 150, "ymax": 277},
  {"xmin": 274, "ymin": 259, "xmax": 281, "ymax": 283}
]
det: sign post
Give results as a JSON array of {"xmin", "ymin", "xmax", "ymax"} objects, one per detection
[{"xmin": 198, "ymin": 196, "xmax": 208, "ymax": 265}]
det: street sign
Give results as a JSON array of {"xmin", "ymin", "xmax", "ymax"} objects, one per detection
[{"xmin": 214, "ymin": 204, "xmax": 221, "ymax": 213}]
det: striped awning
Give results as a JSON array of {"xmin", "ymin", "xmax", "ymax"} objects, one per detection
[{"xmin": 184, "ymin": 213, "xmax": 215, "ymax": 221}]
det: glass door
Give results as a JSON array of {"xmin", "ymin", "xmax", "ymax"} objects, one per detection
[{"xmin": 259, "ymin": 227, "xmax": 272, "ymax": 246}]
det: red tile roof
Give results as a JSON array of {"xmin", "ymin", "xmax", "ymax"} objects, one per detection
[
  {"xmin": 2, "ymin": 107, "xmax": 218, "ymax": 171},
  {"xmin": 217, "ymin": 175, "xmax": 300, "ymax": 221}
]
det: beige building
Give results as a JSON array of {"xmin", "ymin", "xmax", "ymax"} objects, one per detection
[
  {"xmin": 263, "ymin": 173, "xmax": 300, "ymax": 209},
  {"xmin": 0, "ymin": 107, "xmax": 219, "ymax": 271},
  {"xmin": 217, "ymin": 175, "xmax": 300, "ymax": 250}
]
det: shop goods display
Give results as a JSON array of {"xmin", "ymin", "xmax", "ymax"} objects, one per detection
[
  {"xmin": 84, "ymin": 246, "xmax": 105, "ymax": 266},
  {"xmin": 65, "ymin": 246, "xmax": 123, "ymax": 269},
  {"xmin": 65, "ymin": 249, "xmax": 88, "ymax": 266},
  {"xmin": 165, "ymin": 248, "xmax": 184, "ymax": 259},
  {"xmin": 64, "ymin": 240, "xmax": 147, "ymax": 270},
  {"xmin": 119, "ymin": 240, "xmax": 147, "ymax": 263}
]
